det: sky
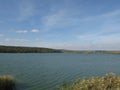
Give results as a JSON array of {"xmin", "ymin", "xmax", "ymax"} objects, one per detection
[{"xmin": 0, "ymin": 0, "xmax": 120, "ymax": 50}]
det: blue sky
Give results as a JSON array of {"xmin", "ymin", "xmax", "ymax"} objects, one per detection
[{"xmin": 0, "ymin": 0, "xmax": 120, "ymax": 50}]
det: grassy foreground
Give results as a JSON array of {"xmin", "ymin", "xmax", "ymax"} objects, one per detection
[
  {"xmin": 0, "ymin": 75, "xmax": 15, "ymax": 90},
  {"xmin": 60, "ymin": 73, "xmax": 120, "ymax": 90}
]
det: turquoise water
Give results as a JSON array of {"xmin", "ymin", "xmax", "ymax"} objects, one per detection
[{"xmin": 0, "ymin": 53, "xmax": 120, "ymax": 90}]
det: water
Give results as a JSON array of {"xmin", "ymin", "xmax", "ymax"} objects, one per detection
[{"xmin": 0, "ymin": 53, "xmax": 120, "ymax": 90}]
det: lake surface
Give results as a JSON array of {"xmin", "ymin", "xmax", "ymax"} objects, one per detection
[{"xmin": 0, "ymin": 53, "xmax": 120, "ymax": 90}]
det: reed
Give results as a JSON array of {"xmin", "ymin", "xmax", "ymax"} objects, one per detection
[
  {"xmin": 60, "ymin": 73, "xmax": 120, "ymax": 90},
  {"xmin": 0, "ymin": 75, "xmax": 15, "ymax": 90}
]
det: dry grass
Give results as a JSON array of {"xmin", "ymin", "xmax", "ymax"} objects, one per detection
[
  {"xmin": 60, "ymin": 73, "xmax": 120, "ymax": 90},
  {"xmin": 0, "ymin": 75, "xmax": 15, "ymax": 90}
]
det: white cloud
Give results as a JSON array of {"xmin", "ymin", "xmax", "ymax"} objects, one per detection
[
  {"xmin": 41, "ymin": 9, "xmax": 120, "ymax": 33},
  {"xmin": 31, "ymin": 29, "xmax": 39, "ymax": 33},
  {"xmin": 45, "ymin": 11, "xmax": 64, "ymax": 26},
  {"xmin": 0, "ymin": 42, "xmax": 4, "ymax": 45},
  {"xmin": 80, "ymin": 9, "xmax": 120, "ymax": 22},
  {"xmin": 16, "ymin": 30, "xmax": 28, "ymax": 33},
  {"xmin": 0, "ymin": 34, "xmax": 4, "ymax": 37},
  {"xmin": 42, "ymin": 10, "xmax": 68, "ymax": 30},
  {"xmin": 101, "ymin": 9, "xmax": 120, "ymax": 18},
  {"xmin": 5, "ymin": 38, "xmax": 29, "ymax": 42},
  {"xmin": 0, "ymin": 21, "xmax": 3, "ymax": 23},
  {"xmin": 16, "ymin": 29, "xmax": 40, "ymax": 33},
  {"xmin": 77, "ymin": 32, "xmax": 120, "ymax": 42},
  {"xmin": 77, "ymin": 33, "xmax": 98, "ymax": 39},
  {"xmin": 96, "ymin": 33, "xmax": 120, "ymax": 44},
  {"xmin": 2, "ymin": 38, "xmax": 30, "ymax": 46},
  {"xmin": 43, "ymin": 41, "xmax": 120, "ymax": 50},
  {"xmin": 18, "ymin": 1, "xmax": 35, "ymax": 21},
  {"xmin": 72, "ymin": 9, "xmax": 120, "ymax": 40},
  {"xmin": 75, "ymin": 32, "xmax": 120, "ymax": 50}
]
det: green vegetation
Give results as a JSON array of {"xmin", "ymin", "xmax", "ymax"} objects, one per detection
[
  {"xmin": 0, "ymin": 75, "xmax": 15, "ymax": 90},
  {"xmin": 0, "ymin": 45, "xmax": 61, "ymax": 53},
  {"xmin": 60, "ymin": 73, "xmax": 120, "ymax": 90}
]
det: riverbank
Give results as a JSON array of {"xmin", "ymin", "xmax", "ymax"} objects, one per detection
[{"xmin": 60, "ymin": 73, "xmax": 120, "ymax": 90}]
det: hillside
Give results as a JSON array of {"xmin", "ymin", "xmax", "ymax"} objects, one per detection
[
  {"xmin": 0, "ymin": 45, "xmax": 120, "ymax": 54},
  {"xmin": 0, "ymin": 45, "xmax": 62, "ymax": 53}
]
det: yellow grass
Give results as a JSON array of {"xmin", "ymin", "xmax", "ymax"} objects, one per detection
[
  {"xmin": 0, "ymin": 75, "xmax": 15, "ymax": 90},
  {"xmin": 60, "ymin": 73, "xmax": 120, "ymax": 90}
]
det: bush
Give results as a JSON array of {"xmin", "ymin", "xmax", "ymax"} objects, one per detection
[{"xmin": 0, "ymin": 75, "xmax": 15, "ymax": 90}]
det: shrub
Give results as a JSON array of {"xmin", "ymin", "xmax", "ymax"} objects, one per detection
[
  {"xmin": 0, "ymin": 75, "xmax": 15, "ymax": 90},
  {"xmin": 60, "ymin": 73, "xmax": 120, "ymax": 90}
]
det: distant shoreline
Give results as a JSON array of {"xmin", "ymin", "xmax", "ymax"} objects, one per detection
[
  {"xmin": 0, "ymin": 45, "xmax": 120, "ymax": 54},
  {"xmin": 0, "ymin": 45, "xmax": 62, "ymax": 53},
  {"xmin": 62, "ymin": 50, "xmax": 120, "ymax": 54}
]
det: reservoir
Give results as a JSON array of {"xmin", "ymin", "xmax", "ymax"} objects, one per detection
[{"xmin": 0, "ymin": 53, "xmax": 120, "ymax": 90}]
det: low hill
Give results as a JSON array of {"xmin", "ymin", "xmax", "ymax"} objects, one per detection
[
  {"xmin": 0, "ymin": 45, "xmax": 62, "ymax": 53},
  {"xmin": 0, "ymin": 45, "xmax": 120, "ymax": 54}
]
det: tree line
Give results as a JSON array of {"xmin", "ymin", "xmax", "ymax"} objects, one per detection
[{"xmin": 0, "ymin": 46, "xmax": 62, "ymax": 53}]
